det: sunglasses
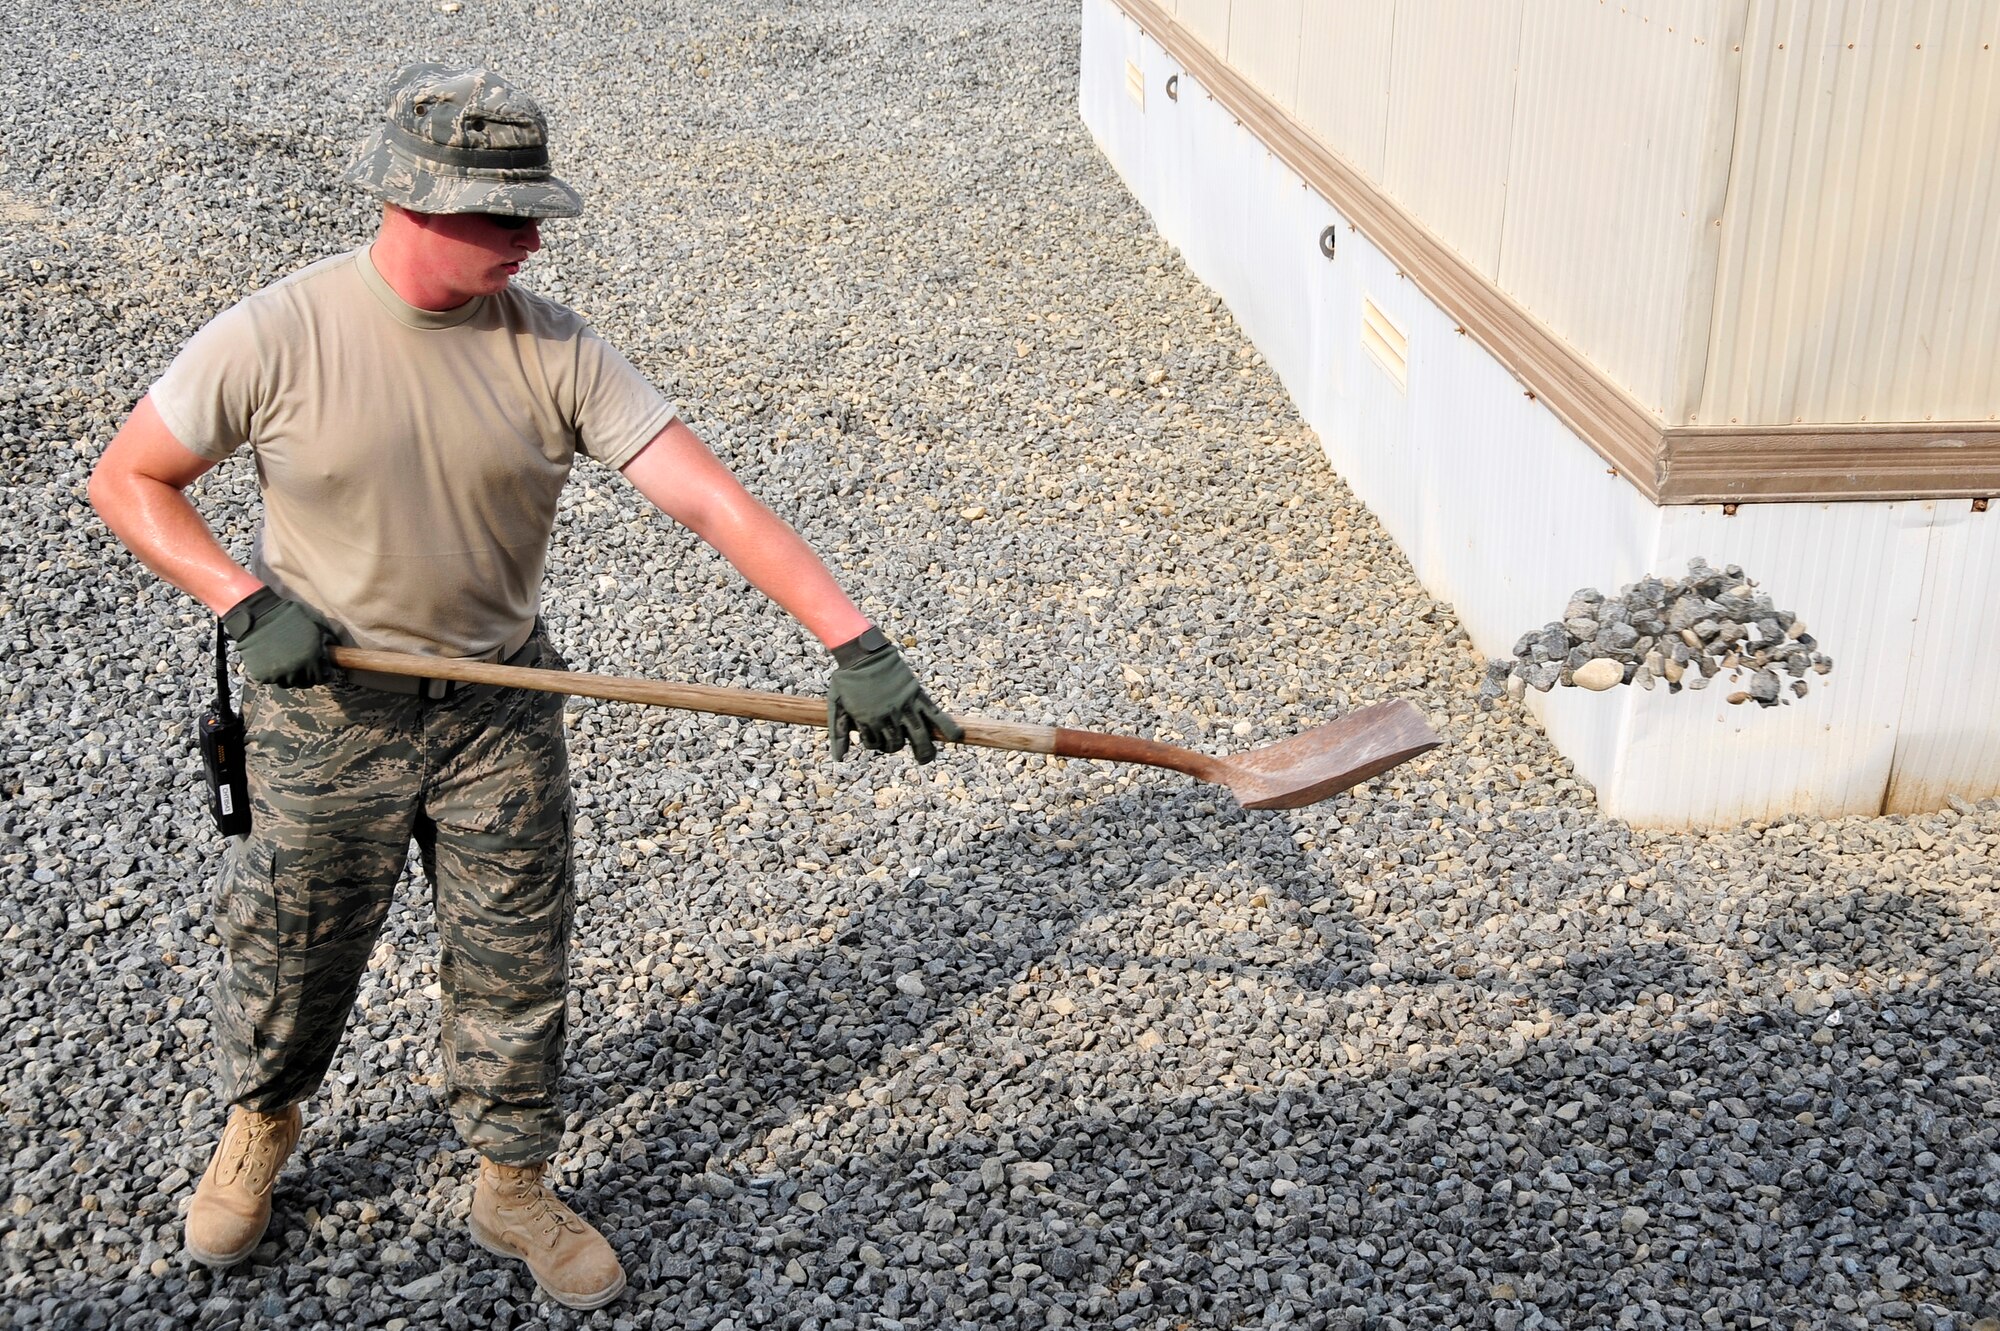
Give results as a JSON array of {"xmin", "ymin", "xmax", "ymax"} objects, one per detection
[{"xmin": 479, "ymin": 213, "xmax": 539, "ymax": 231}]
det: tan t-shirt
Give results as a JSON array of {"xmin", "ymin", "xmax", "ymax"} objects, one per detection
[{"xmin": 150, "ymin": 245, "xmax": 676, "ymax": 658}]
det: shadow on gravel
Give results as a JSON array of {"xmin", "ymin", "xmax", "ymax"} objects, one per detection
[
  {"xmin": 579, "ymin": 779, "xmax": 1371, "ymax": 1138},
  {"xmin": 10, "ymin": 805, "xmax": 1999, "ymax": 1331},
  {"xmin": 499, "ymin": 801, "xmax": 1994, "ymax": 1331},
  {"xmin": 1549, "ymin": 942, "xmax": 1707, "ymax": 1016},
  {"xmin": 609, "ymin": 893, "xmax": 1996, "ymax": 1330}
]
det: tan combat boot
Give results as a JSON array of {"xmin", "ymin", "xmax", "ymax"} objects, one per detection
[
  {"xmin": 468, "ymin": 1159, "xmax": 625, "ymax": 1309},
  {"xmin": 184, "ymin": 1104, "xmax": 303, "ymax": 1267}
]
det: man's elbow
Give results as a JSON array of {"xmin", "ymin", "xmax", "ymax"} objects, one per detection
[
  {"xmin": 85, "ymin": 457, "xmax": 121, "ymax": 525},
  {"xmin": 87, "ymin": 446, "xmax": 170, "ymax": 538}
]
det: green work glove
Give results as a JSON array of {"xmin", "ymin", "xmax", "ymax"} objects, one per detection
[
  {"xmin": 222, "ymin": 587, "xmax": 336, "ymax": 689},
  {"xmin": 827, "ymin": 627, "xmax": 964, "ymax": 764}
]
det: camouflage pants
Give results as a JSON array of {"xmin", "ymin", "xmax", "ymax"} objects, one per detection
[{"xmin": 212, "ymin": 630, "xmax": 573, "ymax": 1164}]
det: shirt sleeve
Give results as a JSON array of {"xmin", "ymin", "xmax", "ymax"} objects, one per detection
[
  {"xmin": 572, "ymin": 327, "xmax": 678, "ymax": 471},
  {"xmin": 147, "ymin": 301, "xmax": 268, "ymax": 462}
]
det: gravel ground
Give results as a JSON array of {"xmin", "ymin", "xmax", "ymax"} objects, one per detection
[{"xmin": 3, "ymin": 2, "xmax": 1997, "ymax": 1329}]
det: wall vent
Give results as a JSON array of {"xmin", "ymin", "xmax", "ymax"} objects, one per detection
[
  {"xmin": 1362, "ymin": 298, "xmax": 1408, "ymax": 392},
  {"xmin": 1125, "ymin": 60, "xmax": 1145, "ymax": 108}
]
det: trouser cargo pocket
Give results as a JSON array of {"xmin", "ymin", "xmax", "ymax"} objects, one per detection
[
  {"xmin": 213, "ymin": 835, "xmax": 284, "ymax": 1075},
  {"xmin": 214, "ymin": 828, "xmax": 399, "ymax": 1112}
]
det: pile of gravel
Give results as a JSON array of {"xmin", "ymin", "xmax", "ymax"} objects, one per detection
[
  {"xmin": 2, "ymin": 3, "xmax": 1996, "ymax": 1331},
  {"xmin": 1482, "ymin": 559, "xmax": 1835, "ymax": 708}
]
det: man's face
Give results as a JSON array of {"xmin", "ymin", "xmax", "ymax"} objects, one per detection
[{"xmin": 413, "ymin": 211, "xmax": 543, "ymax": 299}]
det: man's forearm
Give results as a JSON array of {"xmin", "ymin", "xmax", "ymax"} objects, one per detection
[
  {"xmin": 693, "ymin": 500, "xmax": 874, "ymax": 648},
  {"xmin": 90, "ymin": 472, "xmax": 263, "ymax": 616},
  {"xmin": 619, "ymin": 420, "xmax": 875, "ymax": 649}
]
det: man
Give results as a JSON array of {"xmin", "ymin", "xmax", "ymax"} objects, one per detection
[{"xmin": 87, "ymin": 64, "xmax": 960, "ymax": 1310}]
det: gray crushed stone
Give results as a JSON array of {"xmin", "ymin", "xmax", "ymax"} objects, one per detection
[
  {"xmin": 1483, "ymin": 560, "xmax": 1836, "ymax": 707},
  {"xmin": 2, "ymin": 2, "xmax": 1997, "ymax": 1330}
]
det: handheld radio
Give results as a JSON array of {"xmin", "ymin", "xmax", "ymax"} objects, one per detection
[{"xmin": 198, "ymin": 619, "xmax": 252, "ymax": 837}]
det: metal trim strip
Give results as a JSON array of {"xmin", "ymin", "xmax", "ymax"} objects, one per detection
[{"xmin": 1657, "ymin": 424, "xmax": 2000, "ymax": 503}]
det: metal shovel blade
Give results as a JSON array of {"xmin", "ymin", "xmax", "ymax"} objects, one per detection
[{"xmin": 1215, "ymin": 700, "xmax": 1442, "ymax": 809}]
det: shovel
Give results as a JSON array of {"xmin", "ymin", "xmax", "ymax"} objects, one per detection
[{"xmin": 329, "ymin": 647, "xmax": 1441, "ymax": 809}]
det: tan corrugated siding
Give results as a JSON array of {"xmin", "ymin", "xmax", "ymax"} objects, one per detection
[
  {"xmin": 1379, "ymin": 0, "xmax": 1524, "ymax": 280},
  {"xmin": 1174, "ymin": 0, "xmax": 1232, "ymax": 54},
  {"xmin": 1699, "ymin": 0, "xmax": 2000, "ymax": 428},
  {"xmin": 1224, "ymin": 0, "xmax": 1304, "ymax": 111},
  {"xmin": 1499, "ymin": 0, "xmax": 1744, "ymax": 422},
  {"xmin": 1294, "ymin": 3, "xmax": 1396, "ymax": 181}
]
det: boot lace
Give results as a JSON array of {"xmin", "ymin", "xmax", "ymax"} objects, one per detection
[
  {"xmin": 215, "ymin": 1114, "xmax": 287, "ymax": 1191},
  {"xmin": 504, "ymin": 1172, "xmax": 587, "ymax": 1246}
]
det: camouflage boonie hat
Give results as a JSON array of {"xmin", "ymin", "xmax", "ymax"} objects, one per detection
[{"xmin": 341, "ymin": 63, "xmax": 582, "ymax": 218}]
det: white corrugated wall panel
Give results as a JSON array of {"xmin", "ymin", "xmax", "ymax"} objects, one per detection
[
  {"xmin": 1294, "ymin": 196, "xmax": 1419, "ymax": 568},
  {"xmin": 1232, "ymin": 152, "xmax": 1319, "ymax": 408},
  {"xmin": 1414, "ymin": 324, "xmax": 1666, "ymax": 798},
  {"xmin": 1225, "ymin": 0, "xmax": 1304, "ymax": 113},
  {"xmin": 1173, "ymin": 68, "xmax": 1256, "ymax": 336},
  {"xmin": 1079, "ymin": 2, "xmax": 1151, "ymax": 210},
  {"xmin": 1409, "ymin": 317, "xmax": 1664, "ymax": 661},
  {"xmin": 1176, "ymin": 0, "xmax": 1233, "ymax": 56},
  {"xmin": 1297, "ymin": 190, "xmax": 1671, "ymax": 792},
  {"xmin": 1606, "ymin": 502, "xmax": 1936, "ymax": 823},
  {"xmin": 1297, "ymin": 198, "xmax": 1360, "ymax": 496},
  {"xmin": 1498, "ymin": 0, "xmax": 1744, "ymax": 422},
  {"xmin": 1294, "ymin": 3, "xmax": 1396, "ymax": 182},
  {"xmin": 1887, "ymin": 502, "xmax": 2000, "ymax": 812},
  {"xmin": 1698, "ymin": 0, "xmax": 2000, "ymax": 427},
  {"xmin": 1324, "ymin": 256, "xmax": 1423, "ymax": 576},
  {"xmin": 1295, "ymin": 204, "xmax": 1666, "ymax": 790},
  {"xmin": 1138, "ymin": 24, "xmax": 1196, "ymax": 253},
  {"xmin": 1380, "ymin": 0, "xmax": 1524, "ymax": 280}
]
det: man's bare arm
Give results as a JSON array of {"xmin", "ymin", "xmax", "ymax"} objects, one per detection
[
  {"xmin": 619, "ymin": 418, "xmax": 874, "ymax": 649},
  {"xmin": 88, "ymin": 395, "xmax": 263, "ymax": 616}
]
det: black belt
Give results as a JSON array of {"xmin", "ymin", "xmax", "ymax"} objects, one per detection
[{"xmin": 341, "ymin": 631, "xmax": 540, "ymax": 700}]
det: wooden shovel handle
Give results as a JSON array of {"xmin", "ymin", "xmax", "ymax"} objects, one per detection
[
  {"xmin": 326, "ymin": 647, "xmax": 1423, "ymax": 806},
  {"xmin": 329, "ymin": 647, "xmax": 1058, "ymax": 755}
]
